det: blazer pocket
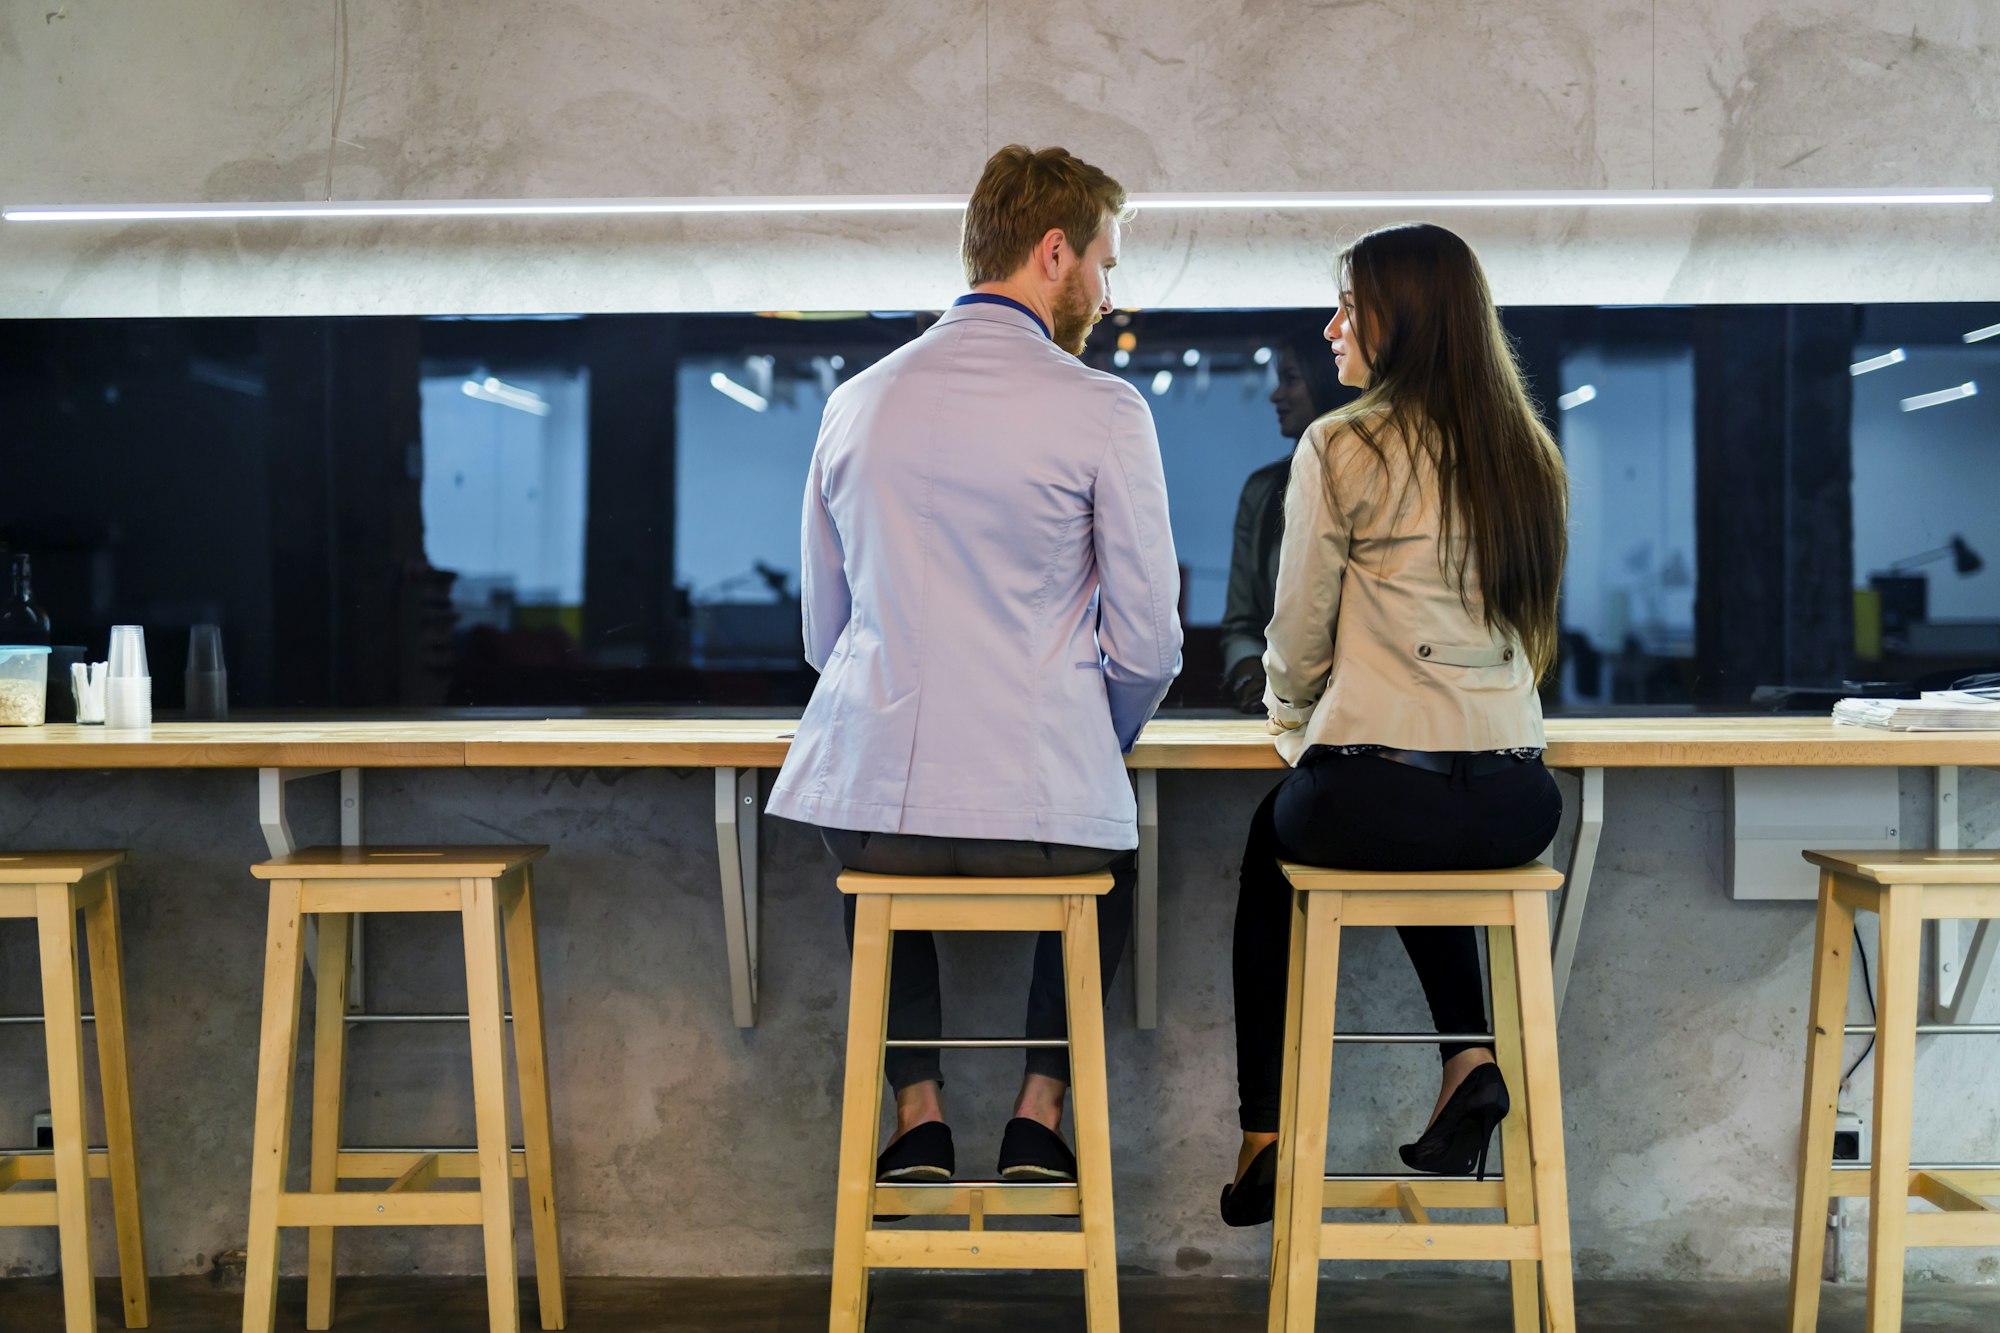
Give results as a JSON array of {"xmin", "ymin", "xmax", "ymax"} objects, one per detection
[{"xmin": 1412, "ymin": 641, "xmax": 1520, "ymax": 690}]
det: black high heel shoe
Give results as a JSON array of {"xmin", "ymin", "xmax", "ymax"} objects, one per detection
[
  {"xmin": 1219, "ymin": 1141, "xmax": 1278, "ymax": 1227},
  {"xmin": 1398, "ymin": 1063, "xmax": 1510, "ymax": 1179}
]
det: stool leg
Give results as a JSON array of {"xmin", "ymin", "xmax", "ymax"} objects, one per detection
[
  {"xmin": 463, "ymin": 877, "xmax": 523, "ymax": 1333},
  {"xmin": 304, "ymin": 911, "xmax": 353, "ymax": 1331},
  {"xmin": 1787, "ymin": 870, "xmax": 1857, "ymax": 1331},
  {"xmin": 1865, "ymin": 886, "xmax": 1922, "ymax": 1332},
  {"xmin": 1265, "ymin": 888, "xmax": 1311, "ymax": 1333},
  {"xmin": 243, "ymin": 880, "xmax": 309, "ymax": 1333},
  {"xmin": 1272, "ymin": 890, "xmax": 1341, "ymax": 1333},
  {"xmin": 502, "ymin": 866, "xmax": 566, "ymax": 1330},
  {"xmin": 830, "ymin": 893, "xmax": 893, "ymax": 1333},
  {"xmin": 37, "ymin": 884, "xmax": 96, "ymax": 1333},
  {"xmin": 1488, "ymin": 922, "xmax": 1540, "ymax": 1332},
  {"xmin": 1510, "ymin": 891, "xmax": 1575, "ymax": 1333},
  {"xmin": 1061, "ymin": 894, "xmax": 1119, "ymax": 1331},
  {"xmin": 83, "ymin": 868, "xmax": 151, "ymax": 1328}
]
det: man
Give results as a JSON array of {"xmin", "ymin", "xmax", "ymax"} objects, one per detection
[
  {"xmin": 1218, "ymin": 334, "xmax": 1351, "ymax": 710},
  {"xmin": 767, "ymin": 145, "xmax": 1181, "ymax": 1183}
]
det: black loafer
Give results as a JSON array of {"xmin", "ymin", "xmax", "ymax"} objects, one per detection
[
  {"xmin": 997, "ymin": 1117, "xmax": 1077, "ymax": 1182},
  {"xmin": 876, "ymin": 1121, "xmax": 954, "ymax": 1183}
]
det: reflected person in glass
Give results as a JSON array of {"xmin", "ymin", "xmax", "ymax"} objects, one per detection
[
  {"xmin": 1219, "ymin": 334, "xmax": 1352, "ymax": 711},
  {"xmin": 767, "ymin": 146, "xmax": 1182, "ymax": 1185}
]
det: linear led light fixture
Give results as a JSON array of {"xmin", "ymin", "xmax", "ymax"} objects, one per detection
[
  {"xmin": 1965, "ymin": 322, "xmax": 2000, "ymax": 344},
  {"xmin": 1556, "ymin": 384, "xmax": 1597, "ymax": 410},
  {"xmin": 1900, "ymin": 381, "xmax": 1978, "ymax": 412},
  {"xmin": 1849, "ymin": 348, "xmax": 1907, "ymax": 376},
  {"xmin": 3, "ymin": 186, "xmax": 1991, "ymax": 223}
]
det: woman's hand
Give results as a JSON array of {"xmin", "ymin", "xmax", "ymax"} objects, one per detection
[{"xmin": 1265, "ymin": 712, "xmax": 1303, "ymax": 735}]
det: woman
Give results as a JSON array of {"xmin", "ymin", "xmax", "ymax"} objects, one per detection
[{"xmin": 1219, "ymin": 223, "xmax": 1568, "ymax": 1226}]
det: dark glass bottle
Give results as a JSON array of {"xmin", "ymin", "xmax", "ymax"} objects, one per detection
[{"xmin": 0, "ymin": 553, "xmax": 51, "ymax": 646}]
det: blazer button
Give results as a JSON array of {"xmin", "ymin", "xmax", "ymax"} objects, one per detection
[{"xmin": 1417, "ymin": 645, "xmax": 1432, "ymax": 658}]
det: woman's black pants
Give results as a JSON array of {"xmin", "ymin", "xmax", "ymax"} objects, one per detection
[{"xmin": 1234, "ymin": 749, "xmax": 1563, "ymax": 1133}]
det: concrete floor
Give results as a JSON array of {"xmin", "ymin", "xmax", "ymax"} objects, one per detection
[{"xmin": 4, "ymin": 1276, "xmax": 2000, "ymax": 1331}]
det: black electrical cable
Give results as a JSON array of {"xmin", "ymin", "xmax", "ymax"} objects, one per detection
[{"xmin": 1843, "ymin": 923, "xmax": 1877, "ymax": 1084}]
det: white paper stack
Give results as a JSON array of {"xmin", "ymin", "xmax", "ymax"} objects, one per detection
[{"xmin": 1833, "ymin": 689, "xmax": 2000, "ymax": 731}]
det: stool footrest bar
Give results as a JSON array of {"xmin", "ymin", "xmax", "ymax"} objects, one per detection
[
  {"xmin": 861, "ymin": 1227, "xmax": 1089, "ymax": 1270},
  {"xmin": 884, "ymin": 1037, "xmax": 1067, "ymax": 1049},
  {"xmin": 275, "ymin": 1190, "xmax": 484, "ymax": 1227},
  {"xmin": 873, "ymin": 1181, "xmax": 1080, "ymax": 1218},
  {"xmin": 1318, "ymin": 1220, "xmax": 1541, "ymax": 1262}
]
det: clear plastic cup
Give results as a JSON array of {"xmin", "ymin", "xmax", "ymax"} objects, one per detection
[
  {"xmin": 106, "ymin": 677, "xmax": 151, "ymax": 730},
  {"xmin": 185, "ymin": 624, "xmax": 228, "ymax": 720},
  {"xmin": 108, "ymin": 625, "xmax": 149, "ymax": 679},
  {"xmin": 0, "ymin": 645, "xmax": 51, "ymax": 726}
]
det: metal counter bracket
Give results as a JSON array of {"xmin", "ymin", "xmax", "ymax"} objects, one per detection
[
  {"xmin": 1933, "ymin": 766, "xmax": 1999, "ymax": 1024},
  {"xmin": 716, "ymin": 767, "xmax": 762, "ymax": 1028},
  {"xmin": 1550, "ymin": 767, "xmax": 1604, "ymax": 1017},
  {"xmin": 258, "ymin": 767, "xmax": 363, "ymax": 1008}
]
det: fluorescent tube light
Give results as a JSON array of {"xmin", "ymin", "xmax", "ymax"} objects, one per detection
[
  {"xmin": 709, "ymin": 371, "xmax": 769, "ymax": 412},
  {"xmin": 5, "ymin": 186, "xmax": 1990, "ymax": 224},
  {"xmin": 1150, "ymin": 370, "xmax": 1173, "ymax": 396},
  {"xmin": 1899, "ymin": 382, "xmax": 1979, "ymax": 413},
  {"xmin": 1557, "ymin": 385, "xmax": 1597, "ymax": 411},
  {"xmin": 1964, "ymin": 322, "xmax": 2000, "ymax": 344},
  {"xmin": 1849, "ymin": 348, "xmax": 1906, "ymax": 376},
  {"xmin": 461, "ymin": 376, "xmax": 550, "ymax": 416}
]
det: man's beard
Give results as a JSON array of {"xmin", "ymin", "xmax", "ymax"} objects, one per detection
[{"xmin": 1051, "ymin": 269, "xmax": 1097, "ymax": 356}]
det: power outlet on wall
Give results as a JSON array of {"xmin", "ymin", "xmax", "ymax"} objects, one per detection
[
  {"xmin": 1833, "ymin": 1111, "xmax": 1865, "ymax": 1163},
  {"xmin": 33, "ymin": 1110, "xmax": 52, "ymax": 1149}
]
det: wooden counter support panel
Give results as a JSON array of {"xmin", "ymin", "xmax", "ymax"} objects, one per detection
[
  {"xmin": 0, "ymin": 853, "xmax": 150, "ymax": 1332},
  {"xmin": 714, "ymin": 768, "xmax": 761, "ymax": 1028},
  {"xmin": 1788, "ymin": 851, "xmax": 2000, "ymax": 1333},
  {"xmin": 240, "ymin": 846, "xmax": 564, "ymax": 1333}
]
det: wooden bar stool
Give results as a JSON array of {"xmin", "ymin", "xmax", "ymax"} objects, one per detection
[
  {"xmin": 1267, "ymin": 861, "xmax": 1574, "ymax": 1333},
  {"xmin": 1788, "ymin": 849, "xmax": 2000, "ymax": 1332},
  {"xmin": 829, "ymin": 871, "xmax": 1120, "ymax": 1331},
  {"xmin": 242, "ymin": 846, "xmax": 565, "ymax": 1333},
  {"xmin": 0, "ymin": 850, "xmax": 150, "ymax": 1332}
]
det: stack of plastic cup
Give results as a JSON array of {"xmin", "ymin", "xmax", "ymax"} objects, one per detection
[{"xmin": 106, "ymin": 625, "xmax": 151, "ymax": 730}]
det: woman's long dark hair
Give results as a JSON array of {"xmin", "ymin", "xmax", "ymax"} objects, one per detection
[{"xmin": 1325, "ymin": 222, "xmax": 1568, "ymax": 680}]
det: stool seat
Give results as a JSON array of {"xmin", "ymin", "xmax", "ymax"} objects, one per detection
[
  {"xmin": 837, "ymin": 871, "xmax": 1114, "ymax": 896},
  {"xmin": 0, "ymin": 850, "xmax": 150, "ymax": 1331},
  {"xmin": 1267, "ymin": 860, "xmax": 1575, "ymax": 1332},
  {"xmin": 1802, "ymin": 848, "xmax": 2000, "ymax": 885},
  {"xmin": 251, "ymin": 845, "xmax": 546, "ymax": 879},
  {"xmin": 1278, "ymin": 862, "xmax": 1563, "ymax": 892},
  {"xmin": 0, "ymin": 849, "xmax": 126, "ymax": 887}
]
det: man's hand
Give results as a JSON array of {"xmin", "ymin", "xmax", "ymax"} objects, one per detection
[{"xmin": 1225, "ymin": 659, "xmax": 1266, "ymax": 714}]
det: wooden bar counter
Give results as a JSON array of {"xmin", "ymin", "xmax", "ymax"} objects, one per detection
[{"xmin": 1, "ymin": 716, "xmax": 1995, "ymax": 1029}]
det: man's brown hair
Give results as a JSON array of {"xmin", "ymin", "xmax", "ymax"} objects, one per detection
[{"xmin": 960, "ymin": 145, "xmax": 1128, "ymax": 286}]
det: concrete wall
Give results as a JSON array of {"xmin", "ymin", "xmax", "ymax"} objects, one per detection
[
  {"xmin": 3, "ymin": 1, "xmax": 1999, "ymax": 316},
  {"xmin": 1, "ymin": 764, "xmax": 1997, "ymax": 1284}
]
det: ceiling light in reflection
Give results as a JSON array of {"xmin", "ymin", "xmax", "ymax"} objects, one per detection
[
  {"xmin": 461, "ymin": 375, "xmax": 551, "ymax": 416},
  {"xmin": 1899, "ymin": 382, "xmax": 1978, "ymax": 413},
  {"xmin": 1849, "ymin": 348, "xmax": 1907, "ymax": 376},
  {"xmin": 1253, "ymin": 347, "xmax": 1273, "ymax": 365},
  {"xmin": 1963, "ymin": 322, "xmax": 2000, "ymax": 344},
  {"xmin": 1556, "ymin": 385, "xmax": 1597, "ymax": 411},
  {"xmin": 829, "ymin": 354, "xmax": 846, "ymax": 369},
  {"xmin": 1150, "ymin": 370, "xmax": 1173, "ymax": 396},
  {"xmin": 1182, "ymin": 349, "xmax": 1200, "ymax": 367},
  {"xmin": 709, "ymin": 371, "xmax": 769, "ymax": 412},
  {"xmin": 1113, "ymin": 349, "xmax": 1131, "ymax": 368}
]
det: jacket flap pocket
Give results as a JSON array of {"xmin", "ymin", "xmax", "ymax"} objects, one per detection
[{"xmin": 1414, "ymin": 641, "xmax": 1513, "ymax": 668}]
